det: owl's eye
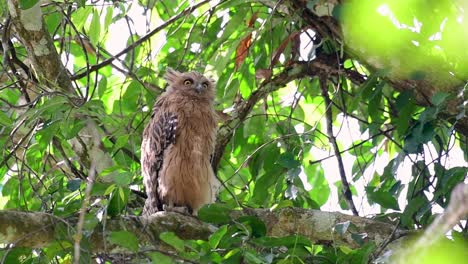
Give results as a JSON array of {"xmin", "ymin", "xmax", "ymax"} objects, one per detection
[
  {"xmin": 184, "ymin": 79, "xmax": 193, "ymax": 86},
  {"xmin": 202, "ymin": 83, "xmax": 208, "ymax": 89}
]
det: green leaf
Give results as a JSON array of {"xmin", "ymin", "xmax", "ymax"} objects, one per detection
[
  {"xmin": 148, "ymin": 252, "xmax": 174, "ymax": 264},
  {"xmin": 24, "ymin": 96, "xmax": 69, "ymax": 121},
  {"xmin": 45, "ymin": 12, "xmax": 62, "ymax": 35},
  {"xmin": 107, "ymin": 231, "xmax": 139, "ymax": 252},
  {"xmin": 44, "ymin": 240, "xmax": 72, "ymax": 260},
  {"xmin": 160, "ymin": 232, "xmax": 185, "ymax": 252},
  {"xmin": 223, "ymin": 248, "xmax": 242, "ymax": 264},
  {"xmin": 360, "ymin": 74, "xmax": 379, "ymax": 99},
  {"xmin": 91, "ymin": 182, "xmax": 112, "ymax": 196},
  {"xmin": 244, "ymin": 250, "xmax": 265, "ymax": 264},
  {"xmin": 351, "ymin": 233, "xmax": 368, "ymax": 246},
  {"xmin": 2, "ymin": 177, "xmax": 18, "ymax": 197},
  {"xmin": 404, "ymin": 122, "xmax": 436, "ymax": 153},
  {"xmin": 107, "ymin": 187, "xmax": 129, "ymax": 217},
  {"xmin": 62, "ymin": 119, "xmax": 85, "ymax": 139},
  {"xmin": 111, "ymin": 171, "xmax": 133, "ymax": 187},
  {"xmin": 252, "ymin": 170, "xmax": 282, "ymax": 205},
  {"xmin": 104, "ymin": 6, "xmax": 114, "ymax": 31},
  {"xmin": 209, "ymin": 225, "xmax": 228, "ymax": 248},
  {"xmin": 76, "ymin": 0, "xmax": 86, "ymax": 7},
  {"xmin": 367, "ymin": 82, "xmax": 383, "ymax": 123},
  {"xmin": 19, "ymin": 0, "xmax": 39, "ymax": 10},
  {"xmin": 239, "ymin": 65, "xmax": 255, "ymax": 98},
  {"xmin": 367, "ymin": 188, "xmax": 400, "ymax": 210},
  {"xmin": 89, "ymin": 9, "xmax": 101, "ymax": 46},
  {"xmin": 72, "ymin": 6, "xmax": 93, "ymax": 31},
  {"xmin": 261, "ymin": 144, "xmax": 281, "ymax": 172},
  {"xmin": 208, "ymin": 252, "xmax": 222, "ymax": 263},
  {"xmin": 198, "ymin": 203, "xmax": 231, "ymax": 224},
  {"xmin": 83, "ymin": 214, "xmax": 99, "ymax": 232},
  {"xmin": 121, "ymin": 81, "xmax": 143, "ymax": 112},
  {"xmin": 272, "ymin": 200, "xmax": 294, "ymax": 210},
  {"xmin": 97, "ymin": 76, "xmax": 108, "ymax": 98},
  {"xmin": 431, "ymin": 92, "xmax": 450, "ymax": 106},
  {"xmin": 2, "ymin": 247, "xmax": 32, "ymax": 263},
  {"xmin": 66, "ymin": 179, "xmax": 82, "ymax": 192},
  {"xmin": 277, "ymin": 152, "xmax": 301, "ymax": 169},
  {"xmin": 304, "ymin": 163, "xmax": 330, "ymax": 206},
  {"xmin": 394, "ymin": 90, "xmax": 416, "ymax": 135},
  {"xmin": 401, "ymin": 196, "xmax": 427, "ymax": 227},
  {"xmin": 237, "ymin": 216, "xmax": 267, "ymax": 238},
  {"xmin": 343, "ymin": 59, "xmax": 353, "ymax": 69},
  {"xmin": 0, "ymin": 111, "xmax": 12, "ymax": 127},
  {"xmin": 103, "ymin": 184, "xmax": 116, "ymax": 196},
  {"xmin": 112, "ymin": 135, "xmax": 130, "ymax": 153}
]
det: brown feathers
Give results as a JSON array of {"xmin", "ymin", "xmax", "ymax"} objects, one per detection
[{"xmin": 141, "ymin": 68, "xmax": 219, "ymax": 215}]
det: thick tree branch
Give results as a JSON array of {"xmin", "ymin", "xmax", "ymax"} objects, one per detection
[
  {"xmin": 2, "ymin": 183, "xmax": 465, "ymax": 259},
  {"xmin": 0, "ymin": 208, "xmax": 406, "ymax": 251}
]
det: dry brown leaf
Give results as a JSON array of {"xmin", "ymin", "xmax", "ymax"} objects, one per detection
[{"xmin": 234, "ymin": 12, "xmax": 258, "ymax": 70}]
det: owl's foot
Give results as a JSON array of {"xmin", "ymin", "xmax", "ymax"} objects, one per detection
[{"xmin": 163, "ymin": 204, "xmax": 191, "ymax": 215}]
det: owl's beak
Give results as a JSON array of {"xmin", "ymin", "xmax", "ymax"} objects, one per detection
[{"xmin": 195, "ymin": 83, "xmax": 204, "ymax": 93}]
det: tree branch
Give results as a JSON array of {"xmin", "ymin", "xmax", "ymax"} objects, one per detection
[
  {"xmin": 7, "ymin": 0, "xmax": 73, "ymax": 92},
  {"xmin": 319, "ymin": 74, "xmax": 359, "ymax": 216},
  {"xmin": 0, "ymin": 208, "xmax": 406, "ymax": 251}
]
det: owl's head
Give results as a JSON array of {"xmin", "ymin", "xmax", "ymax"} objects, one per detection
[{"xmin": 164, "ymin": 68, "xmax": 215, "ymax": 100}]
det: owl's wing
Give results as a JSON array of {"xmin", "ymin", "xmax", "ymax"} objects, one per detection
[{"xmin": 141, "ymin": 105, "xmax": 178, "ymax": 215}]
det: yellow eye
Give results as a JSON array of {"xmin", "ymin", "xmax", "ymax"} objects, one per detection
[{"xmin": 184, "ymin": 79, "xmax": 192, "ymax": 86}]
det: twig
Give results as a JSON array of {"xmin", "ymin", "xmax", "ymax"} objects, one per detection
[
  {"xmin": 319, "ymin": 74, "xmax": 359, "ymax": 216},
  {"xmin": 73, "ymin": 159, "xmax": 97, "ymax": 264}
]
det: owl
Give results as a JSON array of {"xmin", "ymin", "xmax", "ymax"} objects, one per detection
[{"xmin": 141, "ymin": 68, "xmax": 219, "ymax": 215}]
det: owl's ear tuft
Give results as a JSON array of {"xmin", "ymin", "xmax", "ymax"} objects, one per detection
[{"xmin": 164, "ymin": 68, "xmax": 181, "ymax": 85}]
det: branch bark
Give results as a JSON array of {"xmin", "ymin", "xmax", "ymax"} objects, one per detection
[
  {"xmin": 0, "ymin": 208, "xmax": 406, "ymax": 252},
  {"xmin": 7, "ymin": 0, "xmax": 73, "ymax": 92},
  {"xmin": 2, "ymin": 182, "xmax": 466, "ymax": 258}
]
